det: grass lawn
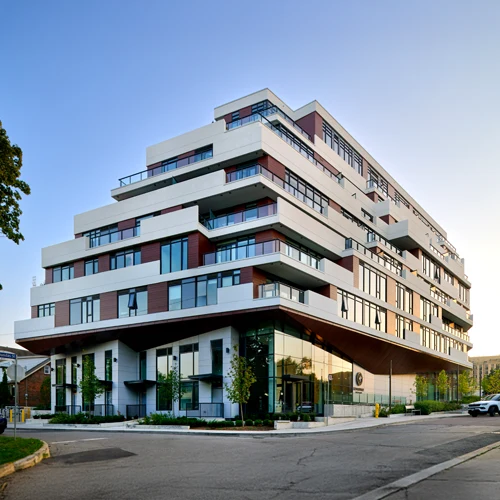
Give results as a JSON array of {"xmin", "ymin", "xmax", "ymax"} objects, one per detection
[{"xmin": 0, "ymin": 436, "xmax": 44, "ymax": 466}]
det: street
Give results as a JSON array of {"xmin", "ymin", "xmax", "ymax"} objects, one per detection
[{"xmin": 1, "ymin": 416, "xmax": 500, "ymax": 500}]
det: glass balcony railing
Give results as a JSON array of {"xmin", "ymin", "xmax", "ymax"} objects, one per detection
[
  {"xmin": 258, "ymin": 282, "xmax": 305, "ymax": 303},
  {"xmin": 226, "ymin": 113, "xmax": 342, "ymax": 185},
  {"xmin": 203, "ymin": 239, "xmax": 321, "ymax": 270},
  {"xmin": 259, "ymin": 106, "xmax": 311, "ymax": 141},
  {"xmin": 367, "ymin": 232, "xmax": 403, "ymax": 257},
  {"xmin": 225, "ymin": 163, "xmax": 328, "ymax": 215},
  {"xmin": 201, "ymin": 202, "xmax": 277, "ymax": 230},
  {"xmin": 345, "ymin": 238, "xmax": 402, "ymax": 276},
  {"xmin": 86, "ymin": 226, "xmax": 140, "ymax": 248},
  {"xmin": 118, "ymin": 148, "xmax": 213, "ymax": 187}
]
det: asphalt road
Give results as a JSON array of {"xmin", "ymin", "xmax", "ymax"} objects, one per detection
[{"xmin": 2, "ymin": 416, "xmax": 500, "ymax": 500}]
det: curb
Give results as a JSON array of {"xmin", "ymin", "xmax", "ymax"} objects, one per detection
[
  {"xmin": 0, "ymin": 441, "xmax": 51, "ymax": 479},
  {"xmin": 352, "ymin": 440, "xmax": 500, "ymax": 500}
]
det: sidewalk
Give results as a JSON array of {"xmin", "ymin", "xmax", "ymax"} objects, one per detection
[
  {"xmin": 383, "ymin": 444, "xmax": 500, "ymax": 500},
  {"xmin": 11, "ymin": 412, "xmax": 466, "ymax": 437}
]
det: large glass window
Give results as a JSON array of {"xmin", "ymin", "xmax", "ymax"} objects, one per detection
[
  {"xmin": 38, "ymin": 303, "xmax": 55, "ymax": 317},
  {"xmin": 55, "ymin": 358, "xmax": 66, "ymax": 407},
  {"xmin": 85, "ymin": 259, "xmax": 99, "ymax": 276},
  {"xmin": 422, "ymin": 254, "xmax": 440, "ymax": 282},
  {"xmin": 105, "ymin": 350, "xmax": 113, "ymax": 381},
  {"xmin": 110, "ymin": 248, "xmax": 141, "ymax": 270},
  {"xmin": 285, "ymin": 169, "xmax": 329, "ymax": 214},
  {"xmin": 161, "ymin": 237, "xmax": 188, "ymax": 274},
  {"xmin": 70, "ymin": 296, "xmax": 100, "ymax": 325},
  {"xmin": 168, "ymin": 270, "xmax": 240, "ymax": 311},
  {"xmin": 118, "ymin": 288, "xmax": 148, "ymax": 317},
  {"xmin": 458, "ymin": 283, "xmax": 469, "ymax": 303},
  {"xmin": 420, "ymin": 297, "xmax": 439, "ymax": 323},
  {"xmin": 211, "ymin": 339, "xmax": 223, "ymax": 375},
  {"xmin": 323, "ymin": 121, "xmax": 363, "ymax": 175},
  {"xmin": 396, "ymin": 283, "xmax": 413, "ymax": 314},
  {"xmin": 396, "ymin": 315, "xmax": 413, "ymax": 339},
  {"xmin": 156, "ymin": 347, "xmax": 173, "ymax": 411},
  {"xmin": 180, "ymin": 343, "xmax": 199, "ymax": 410},
  {"xmin": 53, "ymin": 264, "xmax": 74, "ymax": 283},
  {"xmin": 338, "ymin": 289, "xmax": 387, "ymax": 332},
  {"xmin": 359, "ymin": 262, "xmax": 387, "ymax": 300}
]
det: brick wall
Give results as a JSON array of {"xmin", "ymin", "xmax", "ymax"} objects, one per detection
[
  {"xmin": 45, "ymin": 268, "xmax": 53, "ymax": 284},
  {"xmin": 31, "ymin": 306, "xmax": 37, "ymax": 319},
  {"xmin": 188, "ymin": 232, "xmax": 213, "ymax": 268},
  {"xmin": 142, "ymin": 242, "xmax": 161, "ymax": 263},
  {"xmin": 19, "ymin": 366, "xmax": 51, "ymax": 408},
  {"xmin": 118, "ymin": 218, "xmax": 136, "ymax": 231},
  {"xmin": 337, "ymin": 256, "xmax": 360, "ymax": 288},
  {"xmin": 313, "ymin": 284, "xmax": 338, "ymax": 300},
  {"xmin": 259, "ymin": 155, "xmax": 286, "ymax": 179},
  {"xmin": 55, "ymin": 300, "xmax": 70, "ymax": 327},
  {"xmin": 295, "ymin": 111, "xmax": 323, "ymax": 142},
  {"xmin": 161, "ymin": 205, "xmax": 183, "ymax": 215},
  {"xmin": 99, "ymin": 254, "xmax": 110, "ymax": 272},
  {"xmin": 74, "ymin": 260, "xmax": 85, "ymax": 278},
  {"xmin": 148, "ymin": 282, "xmax": 169, "ymax": 313},
  {"xmin": 240, "ymin": 266, "xmax": 268, "ymax": 298},
  {"xmin": 255, "ymin": 229, "xmax": 286, "ymax": 244},
  {"xmin": 100, "ymin": 291, "xmax": 118, "ymax": 321}
]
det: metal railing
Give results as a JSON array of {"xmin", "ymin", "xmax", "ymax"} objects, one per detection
[
  {"xmin": 82, "ymin": 404, "xmax": 114, "ymax": 416},
  {"xmin": 258, "ymin": 105, "xmax": 312, "ymax": 141},
  {"xmin": 87, "ymin": 226, "xmax": 139, "ymax": 248},
  {"xmin": 225, "ymin": 163, "xmax": 328, "ymax": 215},
  {"xmin": 367, "ymin": 232, "xmax": 403, "ymax": 256},
  {"xmin": 184, "ymin": 402, "xmax": 224, "ymax": 418},
  {"xmin": 324, "ymin": 393, "xmax": 408, "ymax": 407},
  {"xmin": 55, "ymin": 405, "xmax": 82, "ymax": 415},
  {"xmin": 126, "ymin": 404, "xmax": 147, "ymax": 419},
  {"xmin": 203, "ymin": 239, "xmax": 321, "ymax": 270},
  {"xmin": 201, "ymin": 202, "xmax": 277, "ymax": 230},
  {"xmin": 118, "ymin": 148, "xmax": 213, "ymax": 187},
  {"xmin": 346, "ymin": 238, "xmax": 403, "ymax": 276},
  {"xmin": 258, "ymin": 282, "xmax": 305, "ymax": 303}
]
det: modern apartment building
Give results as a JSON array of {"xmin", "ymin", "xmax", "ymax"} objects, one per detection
[
  {"xmin": 470, "ymin": 355, "xmax": 500, "ymax": 394},
  {"xmin": 14, "ymin": 89, "xmax": 473, "ymax": 418}
]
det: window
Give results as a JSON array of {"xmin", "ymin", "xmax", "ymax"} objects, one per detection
[
  {"xmin": 359, "ymin": 262, "xmax": 387, "ymax": 300},
  {"xmin": 38, "ymin": 303, "xmax": 55, "ymax": 317},
  {"xmin": 361, "ymin": 209, "xmax": 374, "ymax": 222},
  {"xmin": 211, "ymin": 339, "xmax": 223, "ymax": 376},
  {"xmin": 118, "ymin": 288, "xmax": 148, "ymax": 317},
  {"xmin": 156, "ymin": 347, "xmax": 173, "ymax": 411},
  {"xmin": 443, "ymin": 270, "xmax": 454, "ymax": 285},
  {"xmin": 422, "ymin": 254, "xmax": 440, "ymax": 282},
  {"xmin": 84, "ymin": 224, "xmax": 119, "ymax": 248},
  {"xmin": 55, "ymin": 359, "xmax": 66, "ymax": 407},
  {"xmin": 420, "ymin": 297, "xmax": 438, "ymax": 323},
  {"xmin": 285, "ymin": 169, "xmax": 329, "ymax": 214},
  {"xmin": 338, "ymin": 289, "xmax": 387, "ymax": 332},
  {"xmin": 458, "ymin": 283, "xmax": 469, "ymax": 303},
  {"xmin": 110, "ymin": 248, "xmax": 141, "ymax": 270},
  {"xmin": 396, "ymin": 315, "xmax": 413, "ymax": 339},
  {"xmin": 161, "ymin": 238, "xmax": 188, "ymax": 274},
  {"xmin": 168, "ymin": 270, "xmax": 240, "ymax": 311},
  {"xmin": 215, "ymin": 236, "xmax": 256, "ymax": 264},
  {"xmin": 71, "ymin": 356, "xmax": 77, "ymax": 385},
  {"xmin": 251, "ymin": 100, "xmax": 273, "ymax": 114},
  {"xmin": 323, "ymin": 121, "xmax": 363, "ymax": 175},
  {"xmin": 396, "ymin": 284, "xmax": 413, "ymax": 314},
  {"xmin": 430, "ymin": 286, "xmax": 448, "ymax": 304},
  {"xmin": 105, "ymin": 350, "xmax": 112, "ymax": 381},
  {"xmin": 231, "ymin": 111, "xmax": 240, "ymax": 121},
  {"xmin": 53, "ymin": 264, "xmax": 74, "ymax": 282},
  {"xmin": 420, "ymin": 326, "xmax": 456, "ymax": 354},
  {"xmin": 85, "ymin": 259, "xmax": 99, "ymax": 276},
  {"xmin": 70, "ymin": 296, "xmax": 100, "ymax": 325},
  {"xmin": 180, "ymin": 343, "xmax": 199, "ymax": 410}
]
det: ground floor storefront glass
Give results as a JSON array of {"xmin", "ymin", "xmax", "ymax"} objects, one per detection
[{"xmin": 243, "ymin": 320, "xmax": 353, "ymax": 415}]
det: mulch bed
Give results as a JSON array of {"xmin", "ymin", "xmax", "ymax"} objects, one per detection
[{"xmin": 193, "ymin": 426, "xmax": 274, "ymax": 431}]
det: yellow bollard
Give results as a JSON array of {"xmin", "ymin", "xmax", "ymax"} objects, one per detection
[
  {"xmin": 9, "ymin": 409, "xmax": 13, "ymax": 423},
  {"xmin": 375, "ymin": 403, "xmax": 380, "ymax": 418},
  {"xmin": 21, "ymin": 409, "xmax": 25, "ymax": 423}
]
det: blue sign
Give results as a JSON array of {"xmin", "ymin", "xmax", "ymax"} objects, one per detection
[{"xmin": 0, "ymin": 351, "xmax": 17, "ymax": 360}]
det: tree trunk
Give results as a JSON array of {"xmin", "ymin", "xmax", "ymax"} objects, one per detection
[{"xmin": 240, "ymin": 402, "xmax": 244, "ymax": 426}]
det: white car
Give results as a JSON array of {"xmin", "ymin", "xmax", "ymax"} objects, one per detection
[{"xmin": 468, "ymin": 394, "xmax": 500, "ymax": 417}]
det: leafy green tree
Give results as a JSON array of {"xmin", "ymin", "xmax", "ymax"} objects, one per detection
[
  {"xmin": 0, "ymin": 121, "xmax": 31, "ymax": 291},
  {"xmin": 157, "ymin": 367, "xmax": 184, "ymax": 413},
  {"xmin": 458, "ymin": 370, "xmax": 476, "ymax": 398},
  {"xmin": 79, "ymin": 356, "xmax": 104, "ymax": 412},
  {"xmin": 482, "ymin": 369, "xmax": 500, "ymax": 395},
  {"xmin": 39, "ymin": 376, "xmax": 51, "ymax": 409},
  {"xmin": 436, "ymin": 370, "xmax": 450, "ymax": 401},
  {"xmin": 0, "ymin": 369, "xmax": 11, "ymax": 407},
  {"xmin": 412, "ymin": 374, "xmax": 428, "ymax": 401},
  {"xmin": 225, "ymin": 346, "xmax": 257, "ymax": 425}
]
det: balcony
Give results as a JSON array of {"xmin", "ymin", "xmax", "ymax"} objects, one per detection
[
  {"xmin": 203, "ymin": 239, "xmax": 321, "ymax": 270},
  {"xmin": 86, "ymin": 226, "xmax": 140, "ymax": 248},
  {"xmin": 225, "ymin": 163, "xmax": 328, "ymax": 215},
  {"xmin": 201, "ymin": 202, "xmax": 277, "ymax": 230},
  {"xmin": 118, "ymin": 148, "xmax": 213, "ymax": 187},
  {"xmin": 345, "ymin": 238, "xmax": 403, "ymax": 277},
  {"xmin": 367, "ymin": 232, "xmax": 403, "ymax": 257},
  {"xmin": 258, "ymin": 282, "xmax": 305, "ymax": 303}
]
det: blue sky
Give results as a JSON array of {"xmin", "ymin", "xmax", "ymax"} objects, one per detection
[{"xmin": 1, "ymin": 0, "xmax": 499, "ymax": 355}]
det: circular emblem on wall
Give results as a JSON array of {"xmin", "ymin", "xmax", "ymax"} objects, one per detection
[{"xmin": 355, "ymin": 372, "xmax": 364, "ymax": 387}]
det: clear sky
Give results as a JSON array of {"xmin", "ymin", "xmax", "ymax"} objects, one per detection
[{"xmin": 0, "ymin": 0, "xmax": 499, "ymax": 355}]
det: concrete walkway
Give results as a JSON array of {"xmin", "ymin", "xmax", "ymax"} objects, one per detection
[{"xmin": 13, "ymin": 411, "xmax": 466, "ymax": 437}]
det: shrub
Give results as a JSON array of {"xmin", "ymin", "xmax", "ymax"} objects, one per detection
[
  {"xmin": 49, "ymin": 413, "xmax": 125, "ymax": 425},
  {"xmin": 33, "ymin": 414, "xmax": 56, "ymax": 419},
  {"xmin": 140, "ymin": 413, "xmax": 206, "ymax": 427},
  {"xmin": 290, "ymin": 413, "xmax": 299, "ymax": 422},
  {"xmin": 263, "ymin": 419, "xmax": 272, "ymax": 427},
  {"xmin": 378, "ymin": 407, "xmax": 390, "ymax": 418},
  {"xmin": 461, "ymin": 395, "xmax": 481, "ymax": 404},
  {"xmin": 234, "ymin": 420, "xmax": 243, "ymax": 427},
  {"xmin": 254, "ymin": 419, "xmax": 263, "ymax": 427},
  {"xmin": 302, "ymin": 414, "xmax": 311, "ymax": 422},
  {"xmin": 413, "ymin": 400, "xmax": 462, "ymax": 415},
  {"xmin": 390, "ymin": 404, "xmax": 406, "ymax": 414},
  {"xmin": 245, "ymin": 420, "xmax": 254, "ymax": 426}
]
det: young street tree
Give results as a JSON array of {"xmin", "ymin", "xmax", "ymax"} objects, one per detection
[
  {"xmin": 436, "ymin": 370, "xmax": 450, "ymax": 401},
  {"xmin": 0, "ymin": 121, "xmax": 31, "ymax": 290},
  {"xmin": 79, "ymin": 356, "xmax": 104, "ymax": 412},
  {"xmin": 482, "ymin": 369, "xmax": 500, "ymax": 395},
  {"xmin": 225, "ymin": 346, "xmax": 256, "ymax": 425},
  {"xmin": 458, "ymin": 370, "xmax": 477, "ymax": 398},
  {"xmin": 157, "ymin": 367, "xmax": 184, "ymax": 414},
  {"xmin": 413, "ymin": 374, "xmax": 429, "ymax": 401}
]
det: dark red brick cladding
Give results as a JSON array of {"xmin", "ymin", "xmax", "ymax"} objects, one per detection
[
  {"xmin": 45, "ymin": 268, "xmax": 53, "ymax": 284},
  {"xmin": 19, "ymin": 365, "xmax": 51, "ymax": 408},
  {"xmin": 74, "ymin": 260, "xmax": 85, "ymax": 278},
  {"xmin": 366, "ymin": 192, "xmax": 379, "ymax": 203},
  {"xmin": 75, "ymin": 233, "xmax": 83, "ymax": 238},
  {"xmin": 100, "ymin": 292, "xmax": 118, "ymax": 320},
  {"xmin": 118, "ymin": 218, "xmax": 136, "ymax": 231},
  {"xmin": 161, "ymin": 205, "xmax": 183, "ymax": 215},
  {"xmin": 295, "ymin": 111, "xmax": 323, "ymax": 142},
  {"xmin": 148, "ymin": 282, "xmax": 169, "ymax": 314},
  {"xmin": 147, "ymin": 161, "xmax": 161, "ymax": 171},
  {"xmin": 314, "ymin": 284, "xmax": 337, "ymax": 300},
  {"xmin": 55, "ymin": 300, "xmax": 70, "ymax": 327},
  {"xmin": 177, "ymin": 149, "xmax": 196, "ymax": 160},
  {"xmin": 188, "ymin": 232, "xmax": 214, "ymax": 268},
  {"xmin": 99, "ymin": 254, "xmax": 110, "ymax": 273},
  {"xmin": 142, "ymin": 242, "xmax": 161, "ymax": 263},
  {"xmin": 329, "ymin": 199, "xmax": 342, "ymax": 214},
  {"xmin": 314, "ymin": 151, "xmax": 340, "ymax": 177},
  {"xmin": 31, "ymin": 306, "xmax": 37, "ymax": 319},
  {"xmin": 255, "ymin": 230, "xmax": 286, "ymax": 244},
  {"xmin": 259, "ymin": 155, "xmax": 286, "ymax": 179},
  {"xmin": 240, "ymin": 266, "xmax": 268, "ymax": 299}
]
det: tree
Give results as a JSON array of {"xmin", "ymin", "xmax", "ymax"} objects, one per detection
[
  {"xmin": 458, "ymin": 370, "xmax": 476, "ymax": 398},
  {"xmin": 225, "ymin": 346, "xmax": 256, "ymax": 424},
  {"xmin": 0, "ymin": 121, "xmax": 31, "ymax": 290},
  {"xmin": 157, "ymin": 367, "xmax": 184, "ymax": 413},
  {"xmin": 412, "ymin": 375, "xmax": 429, "ymax": 401},
  {"xmin": 0, "ymin": 369, "xmax": 11, "ymax": 407},
  {"xmin": 79, "ymin": 356, "xmax": 104, "ymax": 411},
  {"xmin": 436, "ymin": 370, "xmax": 450, "ymax": 401},
  {"xmin": 39, "ymin": 376, "xmax": 51, "ymax": 409},
  {"xmin": 482, "ymin": 369, "xmax": 500, "ymax": 395}
]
